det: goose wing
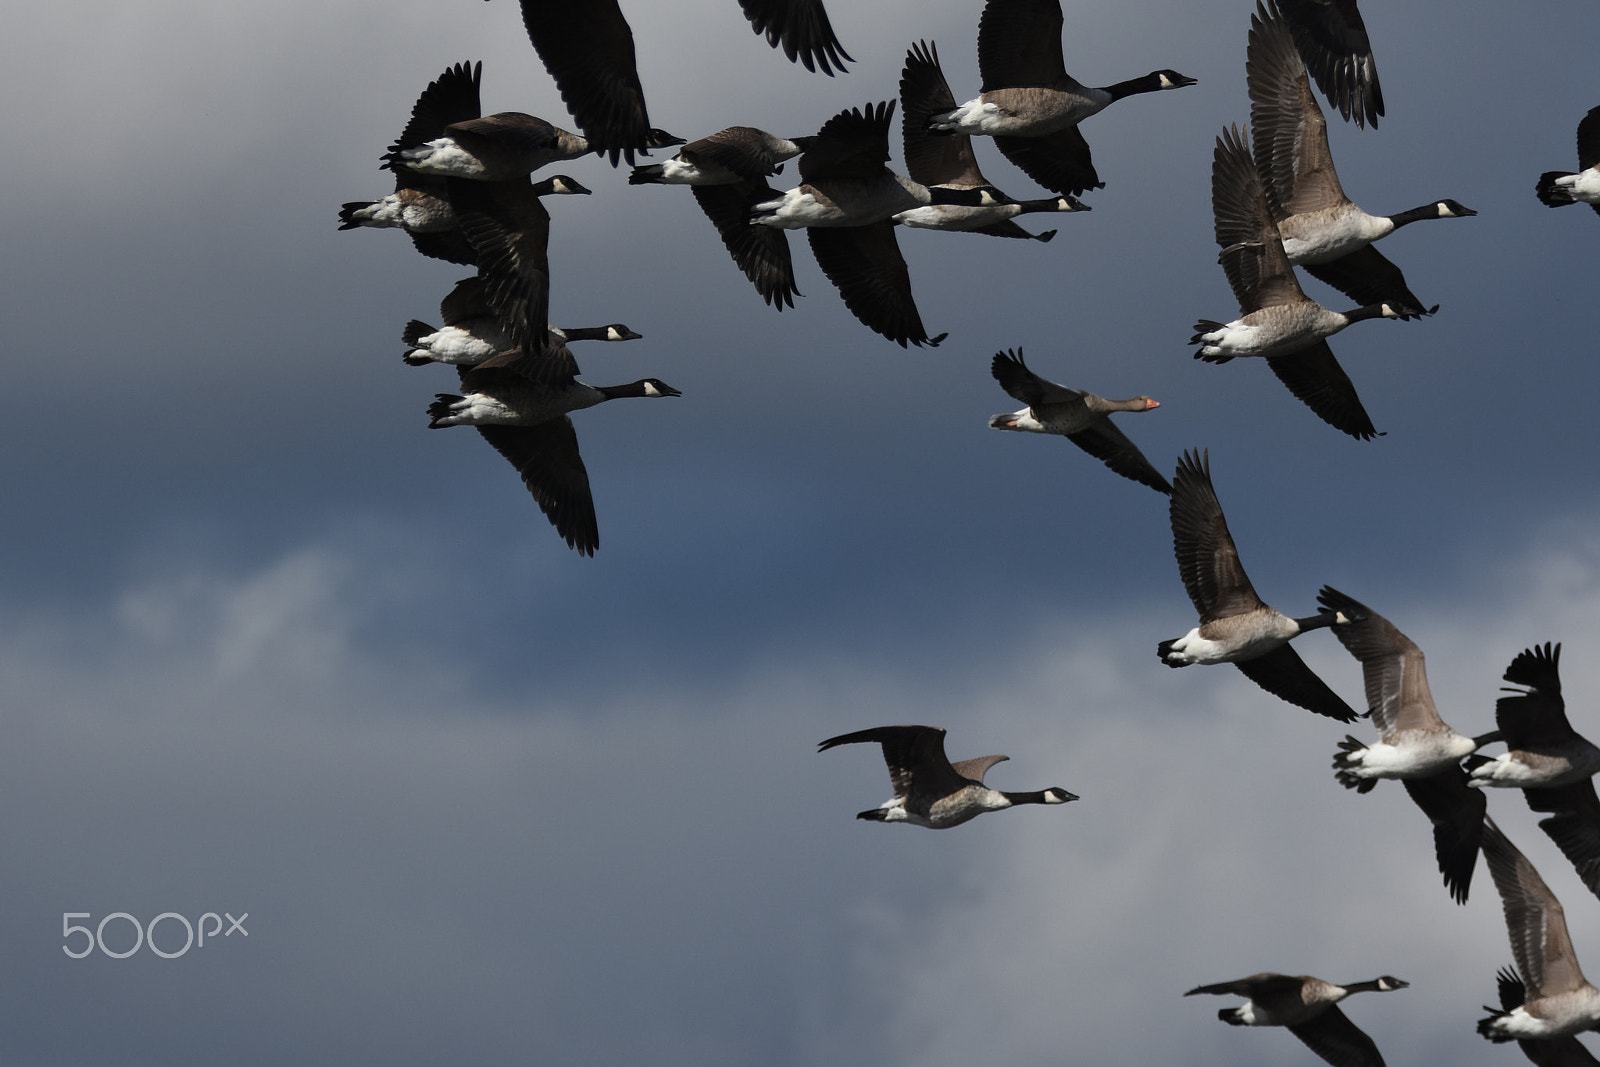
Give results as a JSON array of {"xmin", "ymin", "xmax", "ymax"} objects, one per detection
[
  {"xmin": 901, "ymin": 41, "xmax": 987, "ymax": 189},
  {"xmin": 1213, "ymin": 125, "xmax": 1304, "ymax": 313},
  {"xmin": 1302, "ymin": 246, "xmax": 1423, "ymax": 312},
  {"xmin": 1523, "ymin": 781, "xmax": 1600, "ymax": 900},
  {"xmin": 1578, "ymin": 105, "xmax": 1600, "ymax": 172},
  {"xmin": 978, "ymin": 0, "xmax": 1069, "ymax": 91},
  {"xmin": 476, "ymin": 418, "xmax": 598, "ymax": 557},
  {"xmin": 1400, "ymin": 767, "xmax": 1486, "ymax": 904},
  {"xmin": 1497, "ymin": 643, "xmax": 1577, "ymax": 751},
  {"xmin": 1495, "ymin": 967, "xmax": 1600, "ymax": 1066},
  {"xmin": 800, "ymin": 102, "xmax": 892, "ymax": 182},
  {"xmin": 1274, "ymin": 0, "xmax": 1383, "ymax": 128},
  {"xmin": 949, "ymin": 754, "xmax": 1009, "ymax": 784},
  {"xmin": 687, "ymin": 127, "xmax": 797, "ymax": 181},
  {"xmin": 447, "ymin": 176, "xmax": 551, "ymax": 350},
  {"xmin": 1067, "ymin": 420, "xmax": 1172, "ymax": 495},
  {"xmin": 993, "ymin": 130, "xmax": 1102, "ymax": 198},
  {"xmin": 1170, "ymin": 449, "xmax": 1265, "ymax": 621},
  {"xmin": 737, "ymin": 0, "xmax": 852, "ymax": 76},
  {"xmin": 818, "ymin": 725, "xmax": 968, "ymax": 799},
  {"xmin": 1265, "ymin": 343, "xmax": 1379, "ymax": 441},
  {"xmin": 515, "ymin": 0, "xmax": 654, "ymax": 164},
  {"xmin": 991, "ymin": 348, "xmax": 1085, "ymax": 414},
  {"xmin": 806, "ymin": 222, "xmax": 944, "ymax": 348},
  {"xmin": 1234, "ymin": 644, "xmax": 1360, "ymax": 722},
  {"xmin": 1185, "ymin": 972, "xmax": 1304, "ymax": 998},
  {"xmin": 1287, "ymin": 1004, "xmax": 1387, "ymax": 1067},
  {"xmin": 1313, "ymin": 586, "xmax": 1444, "ymax": 735},
  {"xmin": 691, "ymin": 182, "xmax": 799, "ymax": 309},
  {"xmin": 390, "ymin": 61, "xmax": 482, "ymax": 157},
  {"xmin": 440, "ymin": 276, "xmax": 495, "ymax": 326},
  {"xmin": 1481, "ymin": 817, "xmax": 1590, "ymax": 998},
  {"xmin": 1248, "ymin": 4, "xmax": 1349, "ymax": 217}
]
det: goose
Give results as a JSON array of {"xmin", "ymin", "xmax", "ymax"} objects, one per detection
[
  {"xmin": 1478, "ymin": 817, "xmax": 1600, "ymax": 1042},
  {"xmin": 897, "ymin": 40, "xmax": 1088, "ymax": 242},
  {"xmin": 1158, "ymin": 449, "xmax": 1359, "ymax": 723},
  {"xmin": 1247, "ymin": 2, "xmax": 1474, "ymax": 311},
  {"xmin": 1467, "ymin": 644, "xmax": 1600, "ymax": 899},
  {"xmin": 1316, "ymin": 585, "xmax": 1500, "ymax": 903},
  {"xmin": 754, "ymin": 101, "xmax": 1013, "ymax": 346},
  {"xmin": 509, "ymin": 0, "xmax": 683, "ymax": 165},
  {"xmin": 738, "ymin": 0, "xmax": 852, "ymax": 75},
  {"xmin": 403, "ymin": 277, "xmax": 641, "ymax": 368},
  {"xmin": 1195, "ymin": 125, "xmax": 1432, "ymax": 440},
  {"xmin": 988, "ymin": 349, "xmax": 1169, "ymax": 494},
  {"xmin": 339, "ymin": 61, "xmax": 484, "ymax": 266},
  {"xmin": 818, "ymin": 724, "xmax": 1076, "ymax": 828},
  {"xmin": 1493, "ymin": 968, "xmax": 1600, "ymax": 1067},
  {"xmin": 389, "ymin": 112, "xmax": 673, "ymax": 182},
  {"xmin": 1537, "ymin": 106, "xmax": 1600, "ymax": 215},
  {"xmin": 928, "ymin": 0, "xmax": 1195, "ymax": 196},
  {"xmin": 1185, "ymin": 972, "xmax": 1407, "ymax": 1067},
  {"xmin": 1275, "ymin": 0, "xmax": 1382, "ymax": 128},
  {"xmin": 427, "ymin": 341, "xmax": 681, "ymax": 556},
  {"xmin": 628, "ymin": 126, "xmax": 817, "ymax": 310}
]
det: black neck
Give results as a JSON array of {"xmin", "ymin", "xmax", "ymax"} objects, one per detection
[
  {"xmin": 1104, "ymin": 73, "xmax": 1165, "ymax": 101},
  {"xmin": 1291, "ymin": 611, "xmax": 1340, "ymax": 633}
]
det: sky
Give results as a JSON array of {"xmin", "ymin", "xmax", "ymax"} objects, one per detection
[{"xmin": 4, "ymin": 0, "xmax": 1600, "ymax": 1063}]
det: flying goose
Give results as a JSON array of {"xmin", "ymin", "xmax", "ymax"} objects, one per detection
[
  {"xmin": 1158, "ymin": 449, "xmax": 1358, "ymax": 723},
  {"xmin": 818, "ymin": 724, "xmax": 1076, "ymax": 828},
  {"xmin": 1493, "ymin": 968, "xmax": 1600, "ymax": 1067},
  {"xmin": 737, "ymin": 0, "xmax": 852, "ymax": 75},
  {"xmin": 1478, "ymin": 817, "xmax": 1600, "ymax": 1042},
  {"xmin": 339, "ymin": 61, "xmax": 484, "ymax": 266},
  {"xmin": 988, "ymin": 349, "xmax": 1169, "ymax": 494},
  {"xmin": 1194, "ymin": 125, "xmax": 1432, "ymax": 440},
  {"xmin": 897, "ymin": 40, "xmax": 1087, "ymax": 242},
  {"xmin": 628, "ymin": 126, "xmax": 817, "ymax": 309},
  {"xmin": 509, "ymin": 0, "xmax": 683, "ymax": 165},
  {"xmin": 754, "ymin": 102, "xmax": 1013, "ymax": 346},
  {"xmin": 1185, "ymin": 972, "xmax": 1407, "ymax": 1067},
  {"xmin": 1467, "ymin": 644, "xmax": 1600, "ymax": 899},
  {"xmin": 928, "ymin": 0, "xmax": 1195, "ymax": 197},
  {"xmin": 403, "ymin": 277, "xmax": 641, "ymax": 368},
  {"xmin": 1275, "ymin": 0, "xmax": 1383, "ymax": 128},
  {"xmin": 427, "ymin": 341, "xmax": 681, "ymax": 556},
  {"xmin": 1537, "ymin": 106, "xmax": 1600, "ymax": 215},
  {"xmin": 1247, "ymin": 3, "xmax": 1473, "ymax": 311},
  {"xmin": 1317, "ymin": 585, "xmax": 1500, "ymax": 903}
]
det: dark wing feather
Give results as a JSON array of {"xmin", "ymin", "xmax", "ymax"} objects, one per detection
[
  {"xmin": 476, "ymin": 419, "xmax": 598, "ymax": 556},
  {"xmin": 1401, "ymin": 767, "xmax": 1486, "ymax": 904},
  {"xmin": 447, "ymin": 177, "xmax": 550, "ymax": 350},
  {"xmin": 978, "ymin": 0, "xmax": 1067, "ymax": 91},
  {"xmin": 440, "ymin": 276, "xmax": 494, "ymax": 325},
  {"xmin": 900, "ymin": 41, "xmax": 985, "ymax": 189},
  {"xmin": 1185, "ymin": 973, "xmax": 1305, "ymax": 998},
  {"xmin": 737, "ymin": 0, "xmax": 852, "ymax": 76},
  {"xmin": 1234, "ymin": 644, "xmax": 1359, "ymax": 722},
  {"xmin": 1287, "ymin": 1005, "xmax": 1387, "ymax": 1067},
  {"xmin": 408, "ymin": 227, "xmax": 480, "ymax": 267},
  {"xmin": 1265, "ymin": 343, "xmax": 1380, "ymax": 440},
  {"xmin": 993, "ymin": 130, "xmax": 1102, "ymax": 198},
  {"xmin": 1577, "ymin": 105, "xmax": 1600, "ymax": 172},
  {"xmin": 390, "ymin": 61, "xmax": 482, "ymax": 156},
  {"xmin": 1274, "ymin": 0, "xmax": 1383, "ymax": 128},
  {"xmin": 1213, "ymin": 125, "xmax": 1305, "ymax": 313},
  {"xmin": 1302, "ymin": 246, "xmax": 1423, "ymax": 313},
  {"xmin": 1066, "ymin": 421, "xmax": 1172, "ymax": 494},
  {"xmin": 691, "ymin": 183, "xmax": 799, "ymax": 309},
  {"xmin": 1480, "ymin": 817, "xmax": 1587, "ymax": 999},
  {"xmin": 806, "ymin": 223, "xmax": 944, "ymax": 348},
  {"xmin": 817, "ymin": 725, "xmax": 967, "ymax": 799},
  {"xmin": 516, "ymin": 0, "xmax": 653, "ymax": 164},
  {"xmin": 1524, "ymin": 781, "xmax": 1600, "ymax": 900},
  {"xmin": 1169, "ymin": 449, "xmax": 1265, "ymax": 621},
  {"xmin": 1497, "ymin": 643, "xmax": 1574, "ymax": 750},
  {"xmin": 800, "ymin": 102, "xmax": 893, "ymax": 181}
]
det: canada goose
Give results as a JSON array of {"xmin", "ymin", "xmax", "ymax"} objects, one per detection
[
  {"xmin": 1185, "ymin": 972, "xmax": 1407, "ymax": 1067},
  {"xmin": 818, "ymin": 724, "xmax": 1076, "ymax": 828},
  {"xmin": 1275, "ymin": 0, "xmax": 1382, "ymax": 128},
  {"xmin": 754, "ymin": 102, "xmax": 1011, "ymax": 346},
  {"xmin": 897, "ymin": 40, "xmax": 1087, "ymax": 242},
  {"xmin": 1478, "ymin": 817, "xmax": 1600, "ymax": 1042},
  {"xmin": 1316, "ymin": 585, "xmax": 1499, "ymax": 903},
  {"xmin": 1158, "ymin": 449, "xmax": 1358, "ymax": 723},
  {"xmin": 1493, "ymin": 968, "xmax": 1600, "ymax": 1066},
  {"xmin": 1247, "ymin": 3, "xmax": 1474, "ymax": 311},
  {"xmin": 738, "ymin": 0, "xmax": 852, "ymax": 75},
  {"xmin": 403, "ymin": 277, "xmax": 641, "ymax": 368},
  {"xmin": 510, "ymin": 0, "xmax": 683, "ymax": 165},
  {"xmin": 1195, "ymin": 125, "xmax": 1432, "ymax": 441},
  {"xmin": 927, "ymin": 0, "xmax": 1195, "ymax": 196},
  {"xmin": 1466, "ymin": 644, "xmax": 1600, "ymax": 899},
  {"xmin": 1537, "ymin": 106, "xmax": 1600, "ymax": 215},
  {"xmin": 339, "ymin": 61, "xmax": 484, "ymax": 266},
  {"xmin": 427, "ymin": 341, "xmax": 681, "ymax": 556},
  {"xmin": 988, "ymin": 349, "xmax": 1169, "ymax": 494},
  {"xmin": 628, "ymin": 126, "xmax": 817, "ymax": 310}
]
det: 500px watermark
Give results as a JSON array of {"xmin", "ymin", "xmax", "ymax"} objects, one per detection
[{"xmin": 62, "ymin": 911, "xmax": 248, "ymax": 959}]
